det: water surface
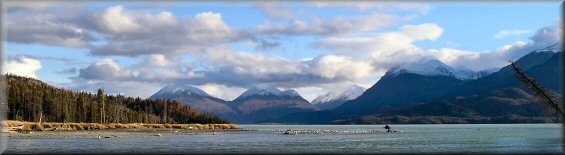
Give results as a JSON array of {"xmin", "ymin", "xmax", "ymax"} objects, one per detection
[{"xmin": 4, "ymin": 124, "xmax": 563, "ymax": 154}]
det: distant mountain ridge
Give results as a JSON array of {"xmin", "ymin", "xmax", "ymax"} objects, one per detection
[
  {"xmin": 280, "ymin": 45, "xmax": 562, "ymax": 124},
  {"xmin": 150, "ymin": 85, "xmax": 317, "ymax": 123},
  {"xmin": 150, "ymin": 85, "xmax": 237, "ymax": 119},
  {"xmin": 229, "ymin": 87, "xmax": 317, "ymax": 123},
  {"xmin": 389, "ymin": 59, "xmax": 496, "ymax": 80}
]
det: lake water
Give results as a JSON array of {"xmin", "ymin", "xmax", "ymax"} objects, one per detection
[{"xmin": 3, "ymin": 124, "xmax": 563, "ymax": 154}]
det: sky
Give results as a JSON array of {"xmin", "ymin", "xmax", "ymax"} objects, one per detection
[{"xmin": 2, "ymin": 1, "xmax": 562, "ymax": 102}]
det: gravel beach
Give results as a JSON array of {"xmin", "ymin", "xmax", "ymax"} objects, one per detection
[{"xmin": 4, "ymin": 128, "xmax": 245, "ymax": 139}]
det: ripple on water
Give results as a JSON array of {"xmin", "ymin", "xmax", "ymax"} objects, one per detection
[{"xmin": 4, "ymin": 124, "xmax": 563, "ymax": 154}]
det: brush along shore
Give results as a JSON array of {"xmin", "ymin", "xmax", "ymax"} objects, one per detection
[{"xmin": 2, "ymin": 120, "xmax": 238, "ymax": 132}]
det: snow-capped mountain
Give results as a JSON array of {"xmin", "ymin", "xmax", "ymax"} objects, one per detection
[
  {"xmin": 236, "ymin": 86, "xmax": 300, "ymax": 100},
  {"xmin": 150, "ymin": 85, "xmax": 237, "ymax": 118},
  {"xmin": 151, "ymin": 85, "xmax": 210, "ymax": 98},
  {"xmin": 312, "ymin": 85, "xmax": 366, "ymax": 110},
  {"xmin": 388, "ymin": 59, "xmax": 495, "ymax": 80}
]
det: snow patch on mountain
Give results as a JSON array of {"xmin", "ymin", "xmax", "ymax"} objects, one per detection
[
  {"xmin": 312, "ymin": 85, "xmax": 366, "ymax": 104},
  {"xmin": 388, "ymin": 59, "xmax": 496, "ymax": 80},
  {"xmin": 534, "ymin": 42, "xmax": 561, "ymax": 53},
  {"xmin": 152, "ymin": 85, "xmax": 210, "ymax": 97},
  {"xmin": 237, "ymin": 86, "xmax": 300, "ymax": 99}
]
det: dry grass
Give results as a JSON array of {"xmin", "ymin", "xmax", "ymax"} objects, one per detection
[{"xmin": 2, "ymin": 120, "xmax": 238, "ymax": 132}]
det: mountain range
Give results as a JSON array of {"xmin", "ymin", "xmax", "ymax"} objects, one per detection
[
  {"xmin": 150, "ymin": 44, "xmax": 562, "ymax": 124},
  {"xmin": 150, "ymin": 86, "xmax": 326, "ymax": 123}
]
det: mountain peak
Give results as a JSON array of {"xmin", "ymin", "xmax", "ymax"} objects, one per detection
[
  {"xmin": 387, "ymin": 59, "xmax": 493, "ymax": 80},
  {"xmin": 151, "ymin": 85, "xmax": 210, "ymax": 98},
  {"xmin": 237, "ymin": 86, "xmax": 300, "ymax": 99}
]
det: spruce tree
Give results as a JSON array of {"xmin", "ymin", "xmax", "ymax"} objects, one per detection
[{"xmin": 97, "ymin": 88, "xmax": 105, "ymax": 124}]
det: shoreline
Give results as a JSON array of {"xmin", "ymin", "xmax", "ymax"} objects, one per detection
[
  {"xmin": 4, "ymin": 128, "xmax": 246, "ymax": 139},
  {"xmin": 2, "ymin": 120, "xmax": 240, "ymax": 139},
  {"xmin": 3, "ymin": 120, "xmax": 238, "ymax": 131}
]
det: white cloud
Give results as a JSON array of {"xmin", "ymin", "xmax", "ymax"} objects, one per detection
[
  {"xmin": 195, "ymin": 83, "xmax": 247, "ymax": 101},
  {"xmin": 312, "ymin": 23, "xmax": 443, "ymax": 76},
  {"xmin": 187, "ymin": 12, "xmax": 240, "ymax": 42},
  {"xmin": 258, "ymin": 13, "xmax": 405, "ymax": 36},
  {"xmin": 530, "ymin": 26, "xmax": 561, "ymax": 44},
  {"xmin": 100, "ymin": 5, "xmax": 140, "ymax": 33},
  {"xmin": 493, "ymin": 30, "xmax": 531, "ymax": 39},
  {"xmin": 205, "ymin": 50, "xmax": 304, "ymax": 79},
  {"xmin": 2, "ymin": 56, "xmax": 42, "ymax": 78},
  {"xmin": 145, "ymin": 54, "xmax": 172, "ymax": 67},
  {"xmin": 78, "ymin": 57, "xmax": 204, "ymax": 82},
  {"xmin": 78, "ymin": 59, "xmax": 135, "ymax": 81},
  {"xmin": 89, "ymin": 6, "xmax": 249, "ymax": 57},
  {"xmin": 5, "ymin": 8, "xmax": 96, "ymax": 48},
  {"xmin": 308, "ymin": 55, "xmax": 373, "ymax": 81},
  {"xmin": 314, "ymin": 23, "xmax": 443, "ymax": 53},
  {"xmin": 400, "ymin": 23, "xmax": 443, "ymax": 41},
  {"xmin": 428, "ymin": 26, "xmax": 562, "ymax": 71}
]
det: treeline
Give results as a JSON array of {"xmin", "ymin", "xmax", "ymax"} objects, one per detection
[{"xmin": 4, "ymin": 74, "xmax": 229, "ymax": 124}]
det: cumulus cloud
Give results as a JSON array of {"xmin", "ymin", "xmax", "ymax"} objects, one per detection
[
  {"xmin": 78, "ymin": 59, "xmax": 135, "ymax": 81},
  {"xmin": 258, "ymin": 13, "xmax": 406, "ymax": 36},
  {"xmin": 2, "ymin": 55, "xmax": 42, "ymax": 78},
  {"xmin": 5, "ymin": 8, "xmax": 97, "ymax": 48},
  {"xmin": 88, "ymin": 6, "xmax": 251, "ymax": 57},
  {"xmin": 190, "ymin": 49, "xmax": 376, "ymax": 89},
  {"xmin": 308, "ymin": 55, "xmax": 373, "ymax": 81},
  {"xmin": 5, "ymin": 4, "xmax": 253, "ymax": 56},
  {"xmin": 313, "ymin": 23, "xmax": 561, "ymax": 74},
  {"xmin": 314, "ymin": 23, "xmax": 443, "ymax": 52},
  {"xmin": 99, "ymin": 5, "xmax": 140, "ymax": 33},
  {"xmin": 428, "ymin": 26, "xmax": 561, "ymax": 71},
  {"xmin": 493, "ymin": 30, "xmax": 531, "ymax": 39},
  {"xmin": 78, "ymin": 58, "xmax": 204, "ymax": 82},
  {"xmin": 188, "ymin": 12, "xmax": 239, "ymax": 41},
  {"xmin": 530, "ymin": 26, "xmax": 561, "ymax": 45},
  {"xmin": 312, "ymin": 23, "xmax": 443, "ymax": 75}
]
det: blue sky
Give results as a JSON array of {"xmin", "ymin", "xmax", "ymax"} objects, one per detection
[{"xmin": 2, "ymin": 1, "xmax": 562, "ymax": 101}]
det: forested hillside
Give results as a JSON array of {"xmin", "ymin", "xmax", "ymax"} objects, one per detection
[{"xmin": 4, "ymin": 74, "xmax": 229, "ymax": 124}]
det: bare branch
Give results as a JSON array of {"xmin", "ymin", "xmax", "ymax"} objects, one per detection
[{"xmin": 509, "ymin": 61, "xmax": 565, "ymax": 118}]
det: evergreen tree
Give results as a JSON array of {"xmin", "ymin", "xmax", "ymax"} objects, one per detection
[
  {"xmin": 97, "ymin": 88, "xmax": 105, "ymax": 124},
  {"xmin": 4, "ymin": 74, "xmax": 229, "ymax": 124}
]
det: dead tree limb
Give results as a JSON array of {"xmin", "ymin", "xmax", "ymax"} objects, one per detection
[{"xmin": 509, "ymin": 61, "xmax": 565, "ymax": 119}]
